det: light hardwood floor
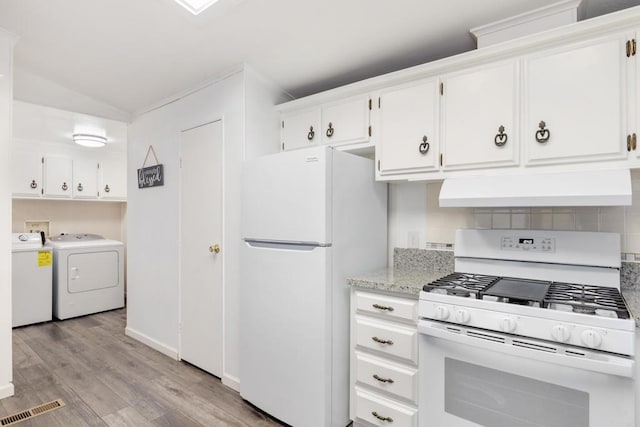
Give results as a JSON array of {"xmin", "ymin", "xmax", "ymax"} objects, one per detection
[{"xmin": 0, "ymin": 309, "xmax": 284, "ymax": 426}]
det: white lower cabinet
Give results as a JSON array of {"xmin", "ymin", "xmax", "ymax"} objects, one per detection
[{"xmin": 351, "ymin": 290, "xmax": 418, "ymax": 427}]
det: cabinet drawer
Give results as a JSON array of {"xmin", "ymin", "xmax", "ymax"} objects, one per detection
[
  {"xmin": 355, "ymin": 291, "xmax": 417, "ymax": 323},
  {"xmin": 356, "ymin": 351, "xmax": 418, "ymax": 402},
  {"xmin": 355, "ymin": 387, "xmax": 417, "ymax": 427},
  {"xmin": 355, "ymin": 316, "xmax": 417, "ymax": 364}
]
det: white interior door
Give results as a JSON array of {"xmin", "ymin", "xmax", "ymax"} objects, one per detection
[{"xmin": 180, "ymin": 120, "xmax": 223, "ymax": 377}]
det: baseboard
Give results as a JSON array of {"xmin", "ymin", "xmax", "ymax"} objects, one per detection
[
  {"xmin": 125, "ymin": 327, "xmax": 178, "ymax": 360},
  {"xmin": 222, "ymin": 373, "xmax": 240, "ymax": 392},
  {"xmin": 0, "ymin": 383, "xmax": 14, "ymax": 400}
]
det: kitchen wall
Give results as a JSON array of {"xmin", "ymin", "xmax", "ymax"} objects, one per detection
[
  {"xmin": 0, "ymin": 28, "xmax": 15, "ymax": 400},
  {"xmin": 388, "ymin": 170, "xmax": 640, "ymax": 260},
  {"xmin": 12, "ymin": 200, "xmax": 126, "ymax": 241},
  {"xmin": 126, "ymin": 66, "xmax": 288, "ymax": 390}
]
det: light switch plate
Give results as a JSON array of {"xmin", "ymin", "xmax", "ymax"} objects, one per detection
[{"xmin": 24, "ymin": 220, "xmax": 50, "ymax": 237}]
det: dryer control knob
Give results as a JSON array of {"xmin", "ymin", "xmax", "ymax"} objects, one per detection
[
  {"xmin": 580, "ymin": 329, "xmax": 602, "ymax": 348},
  {"xmin": 500, "ymin": 316, "xmax": 517, "ymax": 333},
  {"xmin": 455, "ymin": 309, "xmax": 470, "ymax": 324},
  {"xmin": 551, "ymin": 325, "xmax": 571, "ymax": 342},
  {"xmin": 434, "ymin": 305, "xmax": 450, "ymax": 320}
]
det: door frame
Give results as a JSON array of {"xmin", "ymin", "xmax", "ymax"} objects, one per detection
[{"xmin": 177, "ymin": 117, "xmax": 226, "ymax": 374}]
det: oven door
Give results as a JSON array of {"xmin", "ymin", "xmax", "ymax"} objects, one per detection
[{"xmin": 418, "ymin": 320, "xmax": 635, "ymax": 427}]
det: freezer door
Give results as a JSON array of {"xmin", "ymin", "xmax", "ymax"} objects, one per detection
[
  {"xmin": 242, "ymin": 146, "xmax": 331, "ymax": 244},
  {"xmin": 240, "ymin": 241, "xmax": 334, "ymax": 427}
]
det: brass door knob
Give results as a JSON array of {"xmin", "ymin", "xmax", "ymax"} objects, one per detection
[{"xmin": 209, "ymin": 244, "xmax": 221, "ymax": 254}]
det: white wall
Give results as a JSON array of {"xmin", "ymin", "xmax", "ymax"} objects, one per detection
[
  {"xmin": 126, "ymin": 66, "xmax": 288, "ymax": 390},
  {"xmin": 389, "ymin": 170, "xmax": 640, "ymax": 256},
  {"xmin": 0, "ymin": 28, "xmax": 16, "ymax": 400}
]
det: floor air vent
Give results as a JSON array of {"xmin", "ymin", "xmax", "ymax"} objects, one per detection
[{"xmin": 0, "ymin": 399, "xmax": 65, "ymax": 426}]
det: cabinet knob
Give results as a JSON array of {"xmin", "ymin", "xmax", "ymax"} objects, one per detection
[
  {"xmin": 307, "ymin": 126, "xmax": 315, "ymax": 141},
  {"xmin": 535, "ymin": 121, "xmax": 550, "ymax": 143},
  {"xmin": 77, "ymin": 183, "xmax": 83, "ymax": 192},
  {"xmin": 494, "ymin": 125, "xmax": 508, "ymax": 147},
  {"xmin": 30, "ymin": 180, "xmax": 38, "ymax": 189},
  {"xmin": 326, "ymin": 122, "xmax": 334, "ymax": 138},
  {"xmin": 62, "ymin": 182, "xmax": 68, "ymax": 191},
  {"xmin": 104, "ymin": 184, "xmax": 111, "ymax": 193},
  {"xmin": 209, "ymin": 244, "xmax": 221, "ymax": 254},
  {"xmin": 418, "ymin": 135, "xmax": 430, "ymax": 154}
]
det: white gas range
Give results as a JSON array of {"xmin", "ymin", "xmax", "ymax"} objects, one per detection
[{"xmin": 417, "ymin": 229, "xmax": 636, "ymax": 427}]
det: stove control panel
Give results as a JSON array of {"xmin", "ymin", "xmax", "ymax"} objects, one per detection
[{"xmin": 501, "ymin": 236, "xmax": 555, "ymax": 252}]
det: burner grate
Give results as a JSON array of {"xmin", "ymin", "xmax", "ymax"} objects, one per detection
[
  {"xmin": 544, "ymin": 283, "xmax": 630, "ymax": 319},
  {"xmin": 423, "ymin": 273, "xmax": 499, "ymax": 297}
]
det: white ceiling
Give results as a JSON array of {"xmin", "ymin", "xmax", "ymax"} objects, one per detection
[{"xmin": 0, "ymin": 0, "xmax": 638, "ymax": 117}]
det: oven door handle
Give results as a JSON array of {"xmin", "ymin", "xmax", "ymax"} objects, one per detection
[{"xmin": 418, "ymin": 320, "xmax": 634, "ymax": 378}]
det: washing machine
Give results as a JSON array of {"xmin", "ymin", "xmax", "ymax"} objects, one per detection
[
  {"xmin": 12, "ymin": 232, "xmax": 53, "ymax": 327},
  {"xmin": 47, "ymin": 233, "xmax": 125, "ymax": 320}
]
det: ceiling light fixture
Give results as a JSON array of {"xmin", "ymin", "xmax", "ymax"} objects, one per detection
[
  {"xmin": 174, "ymin": 0, "xmax": 220, "ymax": 15},
  {"xmin": 73, "ymin": 133, "xmax": 107, "ymax": 148}
]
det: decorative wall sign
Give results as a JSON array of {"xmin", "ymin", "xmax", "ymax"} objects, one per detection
[{"xmin": 138, "ymin": 145, "xmax": 164, "ymax": 189}]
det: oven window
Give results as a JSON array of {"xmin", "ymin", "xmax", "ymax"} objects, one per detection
[{"xmin": 444, "ymin": 358, "xmax": 589, "ymax": 427}]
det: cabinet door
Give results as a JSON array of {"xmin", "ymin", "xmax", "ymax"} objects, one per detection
[
  {"xmin": 12, "ymin": 151, "xmax": 42, "ymax": 197},
  {"xmin": 441, "ymin": 60, "xmax": 519, "ymax": 170},
  {"xmin": 281, "ymin": 108, "xmax": 321, "ymax": 151},
  {"xmin": 321, "ymin": 96, "xmax": 370, "ymax": 146},
  {"xmin": 43, "ymin": 157, "xmax": 72, "ymax": 198},
  {"xmin": 524, "ymin": 34, "xmax": 628, "ymax": 165},
  {"xmin": 377, "ymin": 79, "xmax": 439, "ymax": 175},
  {"xmin": 73, "ymin": 158, "xmax": 98, "ymax": 199},
  {"xmin": 99, "ymin": 156, "xmax": 127, "ymax": 200}
]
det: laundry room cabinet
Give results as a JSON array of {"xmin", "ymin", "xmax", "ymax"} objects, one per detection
[
  {"xmin": 43, "ymin": 156, "xmax": 73, "ymax": 198},
  {"xmin": 376, "ymin": 78, "xmax": 439, "ymax": 176},
  {"xmin": 72, "ymin": 156, "xmax": 99, "ymax": 199},
  {"xmin": 523, "ymin": 33, "xmax": 628, "ymax": 166},
  {"xmin": 440, "ymin": 60, "xmax": 520, "ymax": 170},
  {"xmin": 11, "ymin": 150, "xmax": 43, "ymax": 197},
  {"xmin": 98, "ymin": 155, "xmax": 127, "ymax": 200}
]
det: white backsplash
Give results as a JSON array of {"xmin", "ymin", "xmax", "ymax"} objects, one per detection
[{"xmin": 387, "ymin": 170, "xmax": 640, "ymax": 260}]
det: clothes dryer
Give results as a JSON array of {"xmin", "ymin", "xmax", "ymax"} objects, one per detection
[{"xmin": 47, "ymin": 233, "xmax": 124, "ymax": 320}]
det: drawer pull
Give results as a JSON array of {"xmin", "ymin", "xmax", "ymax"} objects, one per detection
[
  {"xmin": 371, "ymin": 411, "xmax": 394, "ymax": 423},
  {"xmin": 373, "ymin": 374, "xmax": 394, "ymax": 384},
  {"xmin": 372, "ymin": 336, "xmax": 394, "ymax": 345},
  {"xmin": 372, "ymin": 303, "xmax": 394, "ymax": 312}
]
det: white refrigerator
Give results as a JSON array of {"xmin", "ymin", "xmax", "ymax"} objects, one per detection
[{"xmin": 240, "ymin": 146, "xmax": 387, "ymax": 427}]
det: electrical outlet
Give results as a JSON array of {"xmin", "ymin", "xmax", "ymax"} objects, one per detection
[{"xmin": 408, "ymin": 231, "xmax": 420, "ymax": 248}]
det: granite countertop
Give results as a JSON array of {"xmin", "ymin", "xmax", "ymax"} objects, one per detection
[
  {"xmin": 622, "ymin": 289, "xmax": 640, "ymax": 326},
  {"xmin": 347, "ymin": 268, "xmax": 448, "ymax": 298}
]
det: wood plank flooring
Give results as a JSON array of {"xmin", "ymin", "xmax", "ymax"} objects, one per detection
[{"xmin": 0, "ymin": 309, "xmax": 284, "ymax": 426}]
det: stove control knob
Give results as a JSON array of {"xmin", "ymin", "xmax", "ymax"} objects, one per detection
[
  {"xmin": 434, "ymin": 305, "xmax": 450, "ymax": 320},
  {"xmin": 500, "ymin": 316, "xmax": 517, "ymax": 333},
  {"xmin": 551, "ymin": 325, "xmax": 571, "ymax": 342},
  {"xmin": 455, "ymin": 309, "xmax": 470, "ymax": 324},
  {"xmin": 580, "ymin": 329, "xmax": 602, "ymax": 349}
]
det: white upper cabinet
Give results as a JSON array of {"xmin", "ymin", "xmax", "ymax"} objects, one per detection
[
  {"xmin": 376, "ymin": 79, "xmax": 439, "ymax": 175},
  {"xmin": 281, "ymin": 108, "xmax": 321, "ymax": 151},
  {"xmin": 441, "ymin": 60, "xmax": 519, "ymax": 170},
  {"xmin": 321, "ymin": 96, "xmax": 370, "ymax": 146},
  {"xmin": 72, "ymin": 156, "xmax": 98, "ymax": 199},
  {"xmin": 12, "ymin": 150, "xmax": 43, "ymax": 197},
  {"xmin": 524, "ymin": 34, "xmax": 628, "ymax": 166},
  {"xmin": 43, "ymin": 157, "xmax": 73, "ymax": 198},
  {"xmin": 99, "ymin": 155, "xmax": 127, "ymax": 200}
]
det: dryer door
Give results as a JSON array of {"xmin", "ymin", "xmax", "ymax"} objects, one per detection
[{"xmin": 67, "ymin": 250, "xmax": 120, "ymax": 292}]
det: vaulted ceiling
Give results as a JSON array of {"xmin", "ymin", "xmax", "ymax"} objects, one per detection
[{"xmin": 0, "ymin": 0, "xmax": 638, "ymax": 117}]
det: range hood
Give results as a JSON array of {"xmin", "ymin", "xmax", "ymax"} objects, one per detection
[{"xmin": 439, "ymin": 168, "xmax": 632, "ymax": 207}]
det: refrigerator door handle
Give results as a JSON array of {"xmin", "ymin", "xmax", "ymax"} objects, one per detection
[{"xmin": 244, "ymin": 239, "xmax": 330, "ymax": 251}]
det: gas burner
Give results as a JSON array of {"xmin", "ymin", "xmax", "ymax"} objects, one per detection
[
  {"xmin": 545, "ymin": 283, "xmax": 630, "ymax": 319},
  {"xmin": 423, "ymin": 273, "xmax": 499, "ymax": 298}
]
